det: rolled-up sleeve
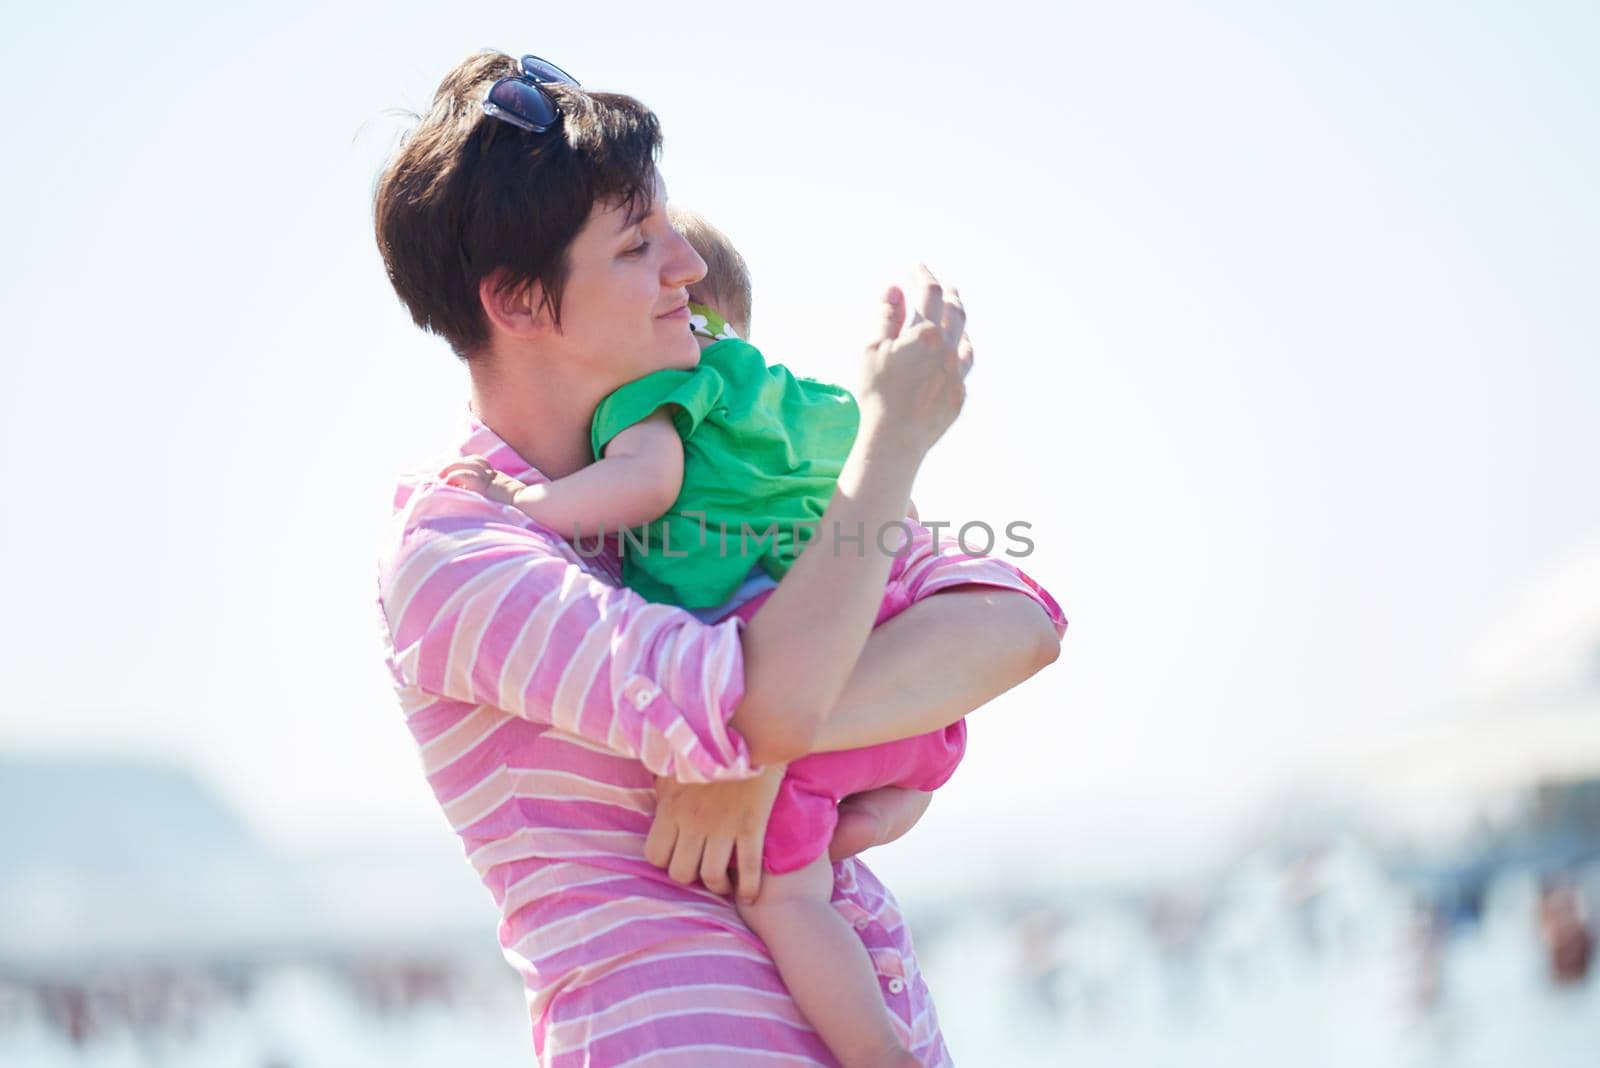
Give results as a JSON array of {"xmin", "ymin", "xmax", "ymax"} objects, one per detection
[
  {"xmin": 890, "ymin": 520, "xmax": 1069, "ymax": 637},
  {"xmin": 379, "ymin": 488, "xmax": 758, "ymax": 784}
]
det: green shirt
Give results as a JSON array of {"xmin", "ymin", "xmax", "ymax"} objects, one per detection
[{"xmin": 590, "ymin": 337, "xmax": 860, "ymax": 609}]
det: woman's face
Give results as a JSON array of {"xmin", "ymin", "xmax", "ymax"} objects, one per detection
[{"xmin": 552, "ymin": 171, "xmax": 707, "ymax": 387}]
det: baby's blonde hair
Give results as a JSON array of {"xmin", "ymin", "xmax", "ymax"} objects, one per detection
[{"xmin": 669, "ymin": 206, "xmax": 752, "ymax": 337}]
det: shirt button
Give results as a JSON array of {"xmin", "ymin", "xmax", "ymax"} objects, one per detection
[
  {"xmin": 632, "ymin": 684, "xmax": 659, "ymax": 709},
  {"xmin": 887, "ymin": 978, "xmax": 906, "ymax": 995},
  {"xmin": 853, "ymin": 917, "xmax": 870, "ymax": 931}
]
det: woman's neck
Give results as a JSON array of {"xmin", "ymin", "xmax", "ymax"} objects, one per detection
[{"xmin": 468, "ymin": 350, "xmax": 605, "ymax": 481}]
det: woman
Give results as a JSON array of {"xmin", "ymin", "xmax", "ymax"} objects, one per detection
[{"xmin": 374, "ymin": 51, "xmax": 1065, "ymax": 1065}]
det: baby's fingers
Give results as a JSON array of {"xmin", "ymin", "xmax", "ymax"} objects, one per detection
[
  {"xmin": 483, "ymin": 473, "xmax": 522, "ymax": 504},
  {"xmin": 440, "ymin": 468, "xmax": 486, "ymax": 491},
  {"xmin": 439, "ymin": 456, "xmax": 493, "ymax": 488}
]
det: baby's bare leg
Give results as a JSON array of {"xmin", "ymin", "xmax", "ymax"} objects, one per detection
[{"xmin": 737, "ymin": 856, "xmax": 920, "ymax": 1068}]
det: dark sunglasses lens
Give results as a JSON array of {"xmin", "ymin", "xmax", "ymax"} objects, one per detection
[
  {"xmin": 487, "ymin": 80, "xmax": 558, "ymax": 129},
  {"xmin": 521, "ymin": 54, "xmax": 578, "ymax": 85}
]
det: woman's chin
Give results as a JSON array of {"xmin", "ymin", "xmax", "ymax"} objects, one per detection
[{"xmin": 661, "ymin": 337, "xmax": 701, "ymax": 371}]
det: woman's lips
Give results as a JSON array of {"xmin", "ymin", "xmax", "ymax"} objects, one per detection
[{"xmin": 658, "ymin": 303, "xmax": 690, "ymax": 321}]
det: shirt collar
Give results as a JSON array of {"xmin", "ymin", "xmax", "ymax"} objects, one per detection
[
  {"xmin": 455, "ymin": 406, "xmax": 624, "ymax": 582},
  {"xmin": 460, "ymin": 404, "xmax": 551, "ymax": 487}
]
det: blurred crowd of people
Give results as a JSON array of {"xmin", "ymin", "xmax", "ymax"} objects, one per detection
[{"xmin": 3, "ymin": 778, "xmax": 1595, "ymax": 1065}]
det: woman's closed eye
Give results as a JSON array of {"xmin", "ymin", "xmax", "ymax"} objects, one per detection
[{"xmin": 622, "ymin": 239, "xmax": 650, "ymax": 258}]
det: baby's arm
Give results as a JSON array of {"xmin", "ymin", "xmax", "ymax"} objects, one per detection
[{"xmin": 440, "ymin": 410, "xmax": 684, "ymax": 541}]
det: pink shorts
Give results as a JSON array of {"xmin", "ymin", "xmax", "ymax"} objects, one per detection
[{"xmin": 723, "ymin": 520, "xmax": 1067, "ymax": 874}]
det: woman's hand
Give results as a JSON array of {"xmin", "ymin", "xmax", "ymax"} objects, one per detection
[
  {"xmin": 855, "ymin": 264, "xmax": 974, "ymax": 458},
  {"xmin": 645, "ymin": 765, "xmax": 786, "ymax": 905}
]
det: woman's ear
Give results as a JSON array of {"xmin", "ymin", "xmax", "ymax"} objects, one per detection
[{"xmin": 479, "ymin": 269, "xmax": 550, "ymax": 339}]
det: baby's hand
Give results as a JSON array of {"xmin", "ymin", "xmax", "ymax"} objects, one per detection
[{"xmin": 439, "ymin": 455, "xmax": 525, "ymax": 505}]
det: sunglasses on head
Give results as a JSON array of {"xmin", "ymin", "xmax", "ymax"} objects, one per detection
[{"xmin": 482, "ymin": 54, "xmax": 580, "ymax": 134}]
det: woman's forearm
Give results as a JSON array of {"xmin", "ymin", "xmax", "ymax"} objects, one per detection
[
  {"xmin": 810, "ymin": 587, "xmax": 1061, "ymax": 753},
  {"xmin": 732, "ymin": 421, "xmax": 921, "ymax": 764},
  {"xmin": 731, "ymin": 270, "xmax": 970, "ymax": 765}
]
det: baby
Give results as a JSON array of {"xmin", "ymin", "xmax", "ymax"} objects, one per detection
[{"xmin": 445, "ymin": 211, "xmax": 976, "ymax": 1068}]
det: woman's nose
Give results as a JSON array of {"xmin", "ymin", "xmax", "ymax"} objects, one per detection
[{"xmin": 663, "ymin": 229, "xmax": 707, "ymax": 290}]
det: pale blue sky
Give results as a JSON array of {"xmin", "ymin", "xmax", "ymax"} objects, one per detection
[{"xmin": 3, "ymin": 1, "xmax": 1596, "ymax": 880}]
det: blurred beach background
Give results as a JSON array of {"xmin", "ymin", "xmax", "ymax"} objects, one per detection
[{"xmin": 2, "ymin": 1, "xmax": 1597, "ymax": 1064}]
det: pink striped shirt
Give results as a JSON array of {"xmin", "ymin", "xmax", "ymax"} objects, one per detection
[{"xmin": 377, "ymin": 417, "xmax": 1066, "ymax": 1065}]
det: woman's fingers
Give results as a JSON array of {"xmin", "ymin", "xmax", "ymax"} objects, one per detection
[
  {"xmin": 667, "ymin": 831, "xmax": 708, "ymax": 886},
  {"xmin": 912, "ymin": 263, "xmax": 945, "ymax": 327},
  {"xmin": 700, "ymin": 835, "xmax": 735, "ymax": 897},
  {"xmin": 734, "ymin": 829, "xmax": 764, "ymax": 905},
  {"xmin": 942, "ymin": 286, "xmax": 967, "ymax": 349},
  {"xmin": 875, "ymin": 285, "xmax": 906, "ymax": 343},
  {"xmin": 856, "ymin": 265, "xmax": 972, "ymax": 457},
  {"xmin": 645, "ymin": 769, "xmax": 782, "ymax": 898},
  {"xmin": 643, "ymin": 799, "xmax": 678, "ymax": 870}
]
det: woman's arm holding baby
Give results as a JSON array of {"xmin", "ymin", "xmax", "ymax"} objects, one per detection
[
  {"xmin": 651, "ymin": 587, "xmax": 1059, "ymax": 896},
  {"xmin": 441, "ymin": 411, "xmax": 683, "ymax": 540}
]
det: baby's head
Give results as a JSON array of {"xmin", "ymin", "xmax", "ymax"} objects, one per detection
[{"xmin": 670, "ymin": 206, "xmax": 752, "ymax": 339}]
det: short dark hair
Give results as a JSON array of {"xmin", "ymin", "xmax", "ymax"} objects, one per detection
[{"xmin": 373, "ymin": 51, "xmax": 662, "ymax": 358}]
